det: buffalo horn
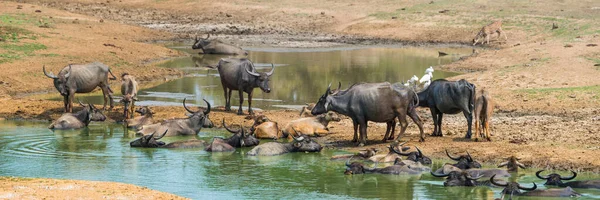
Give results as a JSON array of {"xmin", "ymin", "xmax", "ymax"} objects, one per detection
[
  {"xmin": 445, "ymin": 149, "xmax": 461, "ymax": 161},
  {"xmin": 415, "ymin": 146, "xmax": 423, "ymax": 157},
  {"xmin": 535, "ymin": 170, "xmax": 549, "ymax": 180},
  {"xmin": 518, "ymin": 182, "xmax": 537, "ymax": 191},
  {"xmin": 182, "ymin": 98, "xmax": 196, "ymax": 113},
  {"xmin": 244, "ymin": 64, "xmax": 261, "ymax": 77},
  {"xmin": 148, "ymin": 131, "xmax": 156, "ymax": 141},
  {"xmin": 390, "ymin": 144, "xmax": 410, "ymax": 156},
  {"xmin": 222, "ymin": 119, "xmax": 239, "ymax": 133},
  {"xmin": 561, "ymin": 171, "xmax": 577, "ymax": 180},
  {"xmin": 291, "ymin": 127, "xmax": 304, "ymax": 142},
  {"xmin": 202, "ymin": 99, "xmax": 211, "ymax": 115},
  {"xmin": 265, "ymin": 63, "xmax": 274, "ymax": 76},
  {"xmin": 516, "ymin": 161, "xmax": 526, "ymax": 169},
  {"xmin": 465, "ymin": 173, "xmax": 483, "ymax": 180},
  {"xmin": 466, "ymin": 151, "xmax": 473, "ymax": 161},
  {"xmin": 326, "ymin": 82, "xmax": 332, "ymax": 94},
  {"xmin": 489, "ymin": 174, "xmax": 508, "ymax": 187},
  {"xmin": 42, "ymin": 65, "xmax": 58, "ymax": 79},
  {"xmin": 64, "ymin": 65, "xmax": 72, "ymax": 79},
  {"xmin": 498, "ymin": 161, "xmax": 509, "ymax": 168},
  {"xmin": 430, "ymin": 171, "xmax": 450, "ymax": 177},
  {"xmin": 336, "ymin": 82, "xmax": 341, "ymax": 91},
  {"xmin": 346, "ymin": 157, "xmax": 353, "ymax": 167},
  {"xmin": 156, "ymin": 129, "xmax": 168, "ymax": 140},
  {"xmin": 77, "ymin": 99, "xmax": 86, "ymax": 107},
  {"xmin": 205, "ymin": 33, "xmax": 210, "ymax": 40}
]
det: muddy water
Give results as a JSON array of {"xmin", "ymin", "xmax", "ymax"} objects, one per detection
[
  {"xmin": 1, "ymin": 121, "xmax": 599, "ymax": 199},
  {"xmin": 73, "ymin": 46, "xmax": 467, "ymax": 110}
]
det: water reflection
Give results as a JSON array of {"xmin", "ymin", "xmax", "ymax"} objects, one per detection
[{"xmin": 72, "ymin": 47, "xmax": 469, "ymax": 110}]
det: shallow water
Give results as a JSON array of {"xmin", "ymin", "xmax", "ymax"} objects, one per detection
[
  {"xmin": 71, "ymin": 46, "xmax": 469, "ymax": 110},
  {"xmin": 1, "ymin": 121, "xmax": 599, "ymax": 199}
]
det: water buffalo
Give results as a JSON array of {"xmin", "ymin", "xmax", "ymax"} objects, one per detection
[
  {"xmin": 248, "ymin": 114, "xmax": 283, "ymax": 139},
  {"xmin": 136, "ymin": 98, "xmax": 210, "ymax": 137},
  {"xmin": 311, "ymin": 82, "xmax": 424, "ymax": 146},
  {"xmin": 48, "ymin": 102, "xmax": 106, "ymax": 130},
  {"xmin": 43, "ymin": 62, "xmax": 117, "ymax": 112},
  {"xmin": 129, "ymin": 130, "xmax": 206, "ymax": 148},
  {"xmin": 192, "ymin": 34, "xmax": 248, "ymax": 55},
  {"xmin": 207, "ymin": 119, "xmax": 259, "ymax": 149},
  {"xmin": 213, "ymin": 58, "xmax": 274, "ymax": 115},
  {"xmin": 344, "ymin": 159, "xmax": 421, "ymax": 175},
  {"xmin": 126, "ymin": 106, "xmax": 154, "ymax": 129},
  {"xmin": 474, "ymin": 88, "xmax": 494, "ymax": 141},
  {"xmin": 536, "ymin": 170, "xmax": 600, "ymax": 189},
  {"xmin": 445, "ymin": 150, "xmax": 482, "ymax": 170},
  {"xmin": 299, "ymin": 103, "xmax": 316, "ymax": 117},
  {"xmin": 283, "ymin": 111, "xmax": 341, "ymax": 139},
  {"xmin": 498, "ymin": 156, "xmax": 526, "ymax": 173},
  {"xmin": 390, "ymin": 144, "xmax": 432, "ymax": 165},
  {"xmin": 120, "ymin": 73, "xmax": 138, "ymax": 119},
  {"xmin": 430, "ymin": 171, "xmax": 490, "ymax": 187},
  {"xmin": 417, "ymin": 79, "xmax": 476, "ymax": 138},
  {"xmin": 246, "ymin": 132, "xmax": 322, "ymax": 156},
  {"xmin": 205, "ymin": 138, "xmax": 236, "ymax": 152},
  {"xmin": 491, "ymin": 175, "xmax": 581, "ymax": 199}
]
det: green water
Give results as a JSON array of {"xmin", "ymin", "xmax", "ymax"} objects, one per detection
[
  {"xmin": 71, "ymin": 46, "xmax": 467, "ymax": 110},
  {"xmin": 1, "ymin": 121, "xmax": 599, "ymax": 199}
]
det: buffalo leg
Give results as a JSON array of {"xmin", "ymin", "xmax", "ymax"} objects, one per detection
[
  {"xmin": 237, "ymin": 90, "xmax": 244, "ymax": 115},
  {"xmin": 383, "ymin": 120, "xmax": 394, "ymax": 141},
  {"xmin": 68, "ymin": 93, "xmax": 75, "ymax": 113},
  {"xmin": 130, "ymin": 100, "xmax": 135, "ymax": 119},
  {"xmin": 352, "ymin": 120, "xmax": 359, "ymax": 143},
  {"xmin": 247, "ymin": 91, "xmax": 254, "ymax": 115},
  {"xmin": 107, "ymin": 85, "xmax": 114, "ymax": 110},
  {"xmin": 223, "ymin": 86, "xmax": 230, "ymax": 111},
  {"xmin": 396, "ymin": 113, "xmax": 409, "ymax": 142},
  {"xmin": 63, "ymin": 95, "xmax": 69, "ymax": 112},
  {"xmin": 358, "ymin": 121, "xmax": 368, "ymax": 146},
  {"xmin": 408, "ymin": 107, "xmax": 425, "ymax": 142},
  {"xmin": 436, "ymin": 112, "xmax": 444, "ymax": 136},
  {"xmin": 463, "ymin": 110, "xmax": 473, "ymax": 139},
  {"xmin": 100, "ymin": 86, "xmax": 110, "ymax": 110},
  {"xmin": 429, "ymin": 108, "xmax": 438, "ymax": 136}
]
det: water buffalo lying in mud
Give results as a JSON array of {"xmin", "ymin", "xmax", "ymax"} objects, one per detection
[
  {"xmin": 120, "ymin": 73, "xmax": 138, "ymax": 119},
  {"xmin": 283, "ymin": 111, "xmax": 341, "ymax": 139},
  {"xmin": 498, "ymin": 156, "xmax": 526, "ymax": 173},
  {"xmin": 136, "ymin": 98, "xmax": 210, "ymax": 137},
  {"xmin": 344, "ymin": 159, "xmax": 421, "ymax": 175},
  {"xmin": 299, "ymin": 103, "xmax": 316, "ymax": 117},
  {"xmin": 205, "ymin": 119, "xmax": 260, "ymax": 152},
  {"xmin": 48, "ymin": 102, "xmax": 106, "ymax": 130},
  {"xmin": 192, "ymin": 34, "xmax": 248, "ymax": 55},
  {"xmin": 390, "ymin": 144, "xmax": 432, "ymax": 165},
  {"xmin": 126, "ymin": 106, "xmax": 154, "ymax": 129},
  {"xmin": 211, "ymin": 58, "xmax": 274, "ymax": 115},
  {"xmin": 246, "ymin": 131, "xmax": 322, "ymax": 156},
  {"xmin": 417, "ymin": 79, "xmax": 476, "ymax": 138},
  {"xmin": 536, "ymin": 170, "xmax": 600, "ymax": 189},
  {"xmin": 491, "ymin": 175, "xmax": 581, "ymax": 199},
  {"xmin": 311, "ymin": 82, "xmax": 424, "ymax": 146},
  {"xmin": 248, "ymin": 115, "xmax": 284, "ymax": 139},
  {"xmin": 129, "ymin": 130, "xmax": 206, "ymax": 148},
  {"xmin": 430, "ymin": 171, "xmax": 491, "ymax": 187},
  {"xmin": 43, "ymin": 62, "xmax": 117, "ymax": 112},
  {"xmin": 474, "ymin": 88, "xmax": 494, "ymax": 141}
]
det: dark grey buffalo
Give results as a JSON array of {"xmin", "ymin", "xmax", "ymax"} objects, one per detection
[
  {"xmin": 43, "ymin": 62, "xmax": 117, "ymax": 112},
  {"xmin": 536, "ymin": 170, "xmax": 600, "ymax": 189},
  {"xmin": 390, "ymin": 144, "xmax": 432, "ymax": 165},
  {"xmin": 311, "ymin": 82, "xmax": 424, "ymax": 146},
  {"xmin": 48, "ymin": 102, "xmax": 106, "ymax": 129},
  {"xmin": 491, "ymin": 175, "xmax": 581, "ymax": 199},
  {"xmin": 417, "ymin": 79, "xmax": 476, "ymax": 138},
  {"xmin": 136, "ymin": 98, "xmax": 211, "ymax": 137},
  {"xmin": 430, "ymin": 171, "xmax": 490, "ymax": 187},
  {"xmin": 246, "ymin": 131, "xmax": 322, "ymax": 156},
  {"xmin": 129, "ymin": 130, "xmax": 207, "ymax": 148},
  {"xmin": 120, "ymin": 73, "xmax": 138, "ymax": 119},
  {"xmin": 205, "ymin": 119, "xmax": 260, "ymax": 152},
  {"xmin": 213, "ymin": 58, "xmax": 274, "ymax": 115},
  {"xmin": 445, "ymin": 150, "xmax": 482, "ymax": 170},
  {"xmin": 344, "ymin": 160, "xmax": 421, "ymax": 175},
  {"xmin": 192, "ymin": 34, "xmax": 248, "ymax": 55}
]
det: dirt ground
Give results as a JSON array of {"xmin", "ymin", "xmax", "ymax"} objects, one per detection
[{"xmin": 1, "ymin": 0, "xmax": 600, "ymax": 198}]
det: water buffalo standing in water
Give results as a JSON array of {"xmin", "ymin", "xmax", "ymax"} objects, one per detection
[
  {"xmin": 43, "ymin": 62, "xmax": 117, "ymax": 112},
  {"xmin": 120, "ymin": 73, "xmax": 138, "ymax": 119},
  {"xmin": 192, "ymin": 34, "xmax": 248, "ymax": 55},
  {"xmin": 536, "ymin": 170, "xmax": 600, "ymax": 189},
  {"xmin": 205, "ymin": 119, "xmax": 260, "ymax": 152},
  {"xmin": 491, "ymin": 175, "xmax": 581, "ymax": 199},
  {"xmin": 498, "ymin": 156, "xmax": 526, "ymax": 173},
  {"xmin": 136, "ymin": 98, "xmax": 211, "ymax": 137},
  {"xmin": 311, "ymin": 82, "xmax": 424, "ymax": 146},
  {"xmin": 246, "ymin": 130, "xmax": 322, "ymax": 156},
  {"xmin": 212, "ymin": 58, "xmax": 274, "ymax": 115},
  {"xmin": 417, "ymin": 79, "xmax": 476, "ymax": 138},
  {"xmin": 126, "ymin": 106, "xmax": 154, "ymax": 129},
  {"xmin": 48, "ymin": 102, "xmax": 106, "ymax": 129},
  {"xmin": 129, "ymin": 130, "xmax": 206, "ymax": 148}
]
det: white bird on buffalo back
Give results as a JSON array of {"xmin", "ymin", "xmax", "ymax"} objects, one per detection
[{"xmin": 419, "ymin": 72, "xmax": 433, "ymax": 89}]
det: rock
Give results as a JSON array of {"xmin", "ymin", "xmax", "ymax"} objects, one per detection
[
  {"xmin": 587, "ymin": 44, "xmax": 597, "ymax": 47},
  {"xmin": 564, "ymin": 44, "xmax": 573, "ymax": 48},
  {"xmin": 35, "ymin": 10, "xmax": 41, "ymax": 13}
]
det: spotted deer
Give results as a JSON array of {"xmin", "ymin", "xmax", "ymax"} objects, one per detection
[{"xmin": 472, "ymin": 20, "xmax": 507, "ymax": 45}]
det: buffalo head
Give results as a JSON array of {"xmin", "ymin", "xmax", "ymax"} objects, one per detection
[
  {"xmin": 344, "ymin": 158, "xmax": 375, "ymax": 175},
  {"xmin": 491, "ymin": 174, "xmax": 537, "ymax": 198},
  {"xmin": 311, "ymin": 82, "xmax": 341, "ymax": 116},
  {"xmin": 290, "ymin": 129, "xmax": 322, "ymax": 152},
  {"xmin": 182, "ymin": 98, "xmax": 211, "ymax": 128},
  {"xmin": 78, "ymin": 100, "xmax": 106, "ymax": 121},
  {"xmin": 446, "ymin": 149, "xmax": 481, "ymax": 169},
  {"xmin": 135, "ymin": 106, "xmax": 153, "ymax": 115},
  {"xmin": 536, "ymin": 170, "xmax": 577, "ymax": 186},
  {"xmin": 391, "ymin": 144, "xmax": 432, "ymax": 165},
  {"xmin": 245, "ymin": 63, "xmax": 274, "ymax": 93},
  {"xmin": 498, "ymin": 156, "xmax": 526, "ymax": 172},
  {"xmin": 222, "ymin": 119, "xmax": 259, "ymax": 147},
  {"xmin": 192, "ymin": 34, "xmax": 211, "ymax": 50},
  {"xmin": 44, "ymin": 65, "xmax": 71, "ymax": 96},
  {"xmin": 431, "ymin": 171, "xmax": 483, "ymax": 187},
  {"xmin": 130, "ymin": 130, "xmax": 167, "ymax": 148}
]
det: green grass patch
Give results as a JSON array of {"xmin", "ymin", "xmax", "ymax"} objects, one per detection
[
  {"xmin": 0, "ymin": 43, "xmax": 47, "ymax": 63},
  {"xmin": 0, "ymin": 25, "xmax": 36, "ymax": 42}
]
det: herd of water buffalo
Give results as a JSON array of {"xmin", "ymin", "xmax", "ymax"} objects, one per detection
[{"xmin": 40, "ymin": 34, "xmax": 597, "ymax": 199}]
